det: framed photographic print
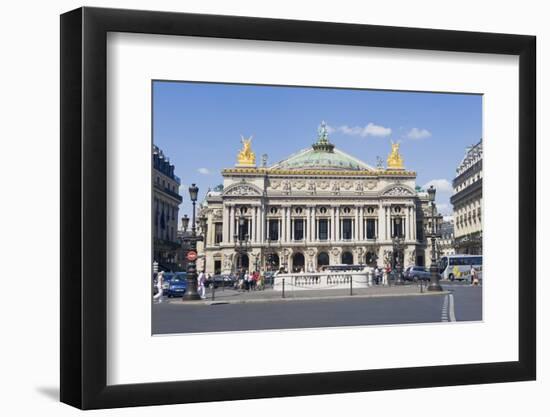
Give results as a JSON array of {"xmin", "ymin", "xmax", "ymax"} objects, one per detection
[{"xmin": 60, "ymin": 6, "xmax": 536, "ymax": 410}]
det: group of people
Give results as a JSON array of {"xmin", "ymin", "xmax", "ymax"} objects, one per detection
[{"xmin": 235, "ymin": 270, "xmax": 264, "ymax": 291}]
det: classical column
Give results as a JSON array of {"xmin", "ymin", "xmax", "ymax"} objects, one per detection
[
  {"xmin": 229, "ymin": 205, "xmax": 235, "ymax": 243},
  {"xmin": 222, "ymin": 204, "xmax": 229, "ymax": 244},
  {"xmin": 305, "ymin": 207, "xmax": 310, "ymax": 241},
  {"xmin": 359, "ymin": 206, "xmax": 364, "ymax": 241},
  {"xmin": 412, "ymin": 205, "xmax": 417, "ymax": 241},
  {"xmin": 353, "ymin": 207, "xmax": 361, "ymax": 240},
  {"xmin": 378, "ymin": 203, "xmax": 386, "ymax": 242},
  {"xmin": 258, "ymin": 204, "xmax": 264, "ymax": 243},
  {"xmin": 407, "ymin": 205, "xmax": 412, "ymax": 241},
  {"xmin": 288, "ymin": 207, "xmax": 292, "ymax": 242},
  {"xmin": 335, "ymin": 206, "xmax": 340, "ymax": 241},
  {"xmin": 280, "ymin": 208, "xmax": 286, "ymax": 242},
  {"xmin": 286, "ymin": 206, "xmax": 291, "ymax": 242},
  {"xmin": 252, "ymin": 206, "xmax": 257, "ymax": 242},
  {"xmin": 312, "ymin": 207, "xmax": 317, "ymax": 241}
]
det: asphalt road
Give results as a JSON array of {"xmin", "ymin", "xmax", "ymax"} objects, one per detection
[{"xmin": 152, "ymin": 282, "xmax": 482, "ymax": 334}]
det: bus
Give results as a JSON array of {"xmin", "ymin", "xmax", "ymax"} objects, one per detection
[{"xmin": 439, "ymin": 254, "xmax": 482, "ymax": 281}]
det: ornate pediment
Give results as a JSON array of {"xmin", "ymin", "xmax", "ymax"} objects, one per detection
[
  {"xmin": 223, "ymin": 183, "xmax": 262, "ymax": 196},
  {"xmin": 382, "ymin": 186, "xmax": 415, "ymax": 197}
]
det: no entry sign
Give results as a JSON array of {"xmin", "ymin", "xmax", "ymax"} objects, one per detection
[{"xmin": 186, "ymin": 251, "xmax": 198, "ymax": 261}]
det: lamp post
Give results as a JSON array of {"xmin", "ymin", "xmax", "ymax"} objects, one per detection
[
  {"xmin": 391, "ymin": 216, "xmax": 405, "ymax": 285},
  {"xmin": 234, "ymin": 215, "xmax": 250, "ymax": 274},
  {"xmin": 427, "ymin": 185, "xmax": 443, "ymax": 292},
  {"xmin": 181, "ymin": 184, "xmax": 203, "ymax": 301},
  {"xmin": 392, "ymin": 236, "xmax": 405, "ymax": 285}
]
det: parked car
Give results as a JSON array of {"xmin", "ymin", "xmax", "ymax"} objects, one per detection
[
  {"xmin": 205, "ymin": 274, "xmax": 236, "ymax": 288},
  {"xmin": 404, "ymin": 266, "xmax": 436, "ymax": 282},
  {"xmin": 163, "ymin": 272, "xmax": 188, "ymax": 297}
]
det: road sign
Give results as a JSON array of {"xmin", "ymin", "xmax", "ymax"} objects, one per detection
[{"xmin": 186, "ymin": 251, "xmax": 198, "ymax": 261}]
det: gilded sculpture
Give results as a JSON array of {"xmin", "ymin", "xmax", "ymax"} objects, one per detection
[
  {"xmin": 387, "ymin": 141, "xmax": 404, "ymax": 169},
  {"xmin": 236, "ymin": 135, "xmax": 256, "ymax": 166}
]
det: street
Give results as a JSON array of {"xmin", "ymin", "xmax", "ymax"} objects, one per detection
[{"xmin": 152, "ymin": 282, "xmax": 482, "ymax": 334}]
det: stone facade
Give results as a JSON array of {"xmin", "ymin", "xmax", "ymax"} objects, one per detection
[
  {"xmin": 451, "ymin": 139, "xmax": 482, "ymax": 254},
  {"xmin": 198, "ymin": 124, "xmax": 436, "ymax": 275},
  {"xmin": 438, "ymin": 219, "xmax": 456, "ymax": 257},
  {"xmin": 153, "ymin": 145, "xmax": 183, "ymax": 269}
]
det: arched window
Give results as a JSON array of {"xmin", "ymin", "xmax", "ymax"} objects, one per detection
[
  {"xmin": 317, "ymin": 252, "xmax": 330, "ymax": 268},
  {"xmin": 292, "ymin": 253, "xmax": 305, "ymax": 272},
  {"xmin": 341, "ymin": 251, "xmax": 354, "ymax": 265}
]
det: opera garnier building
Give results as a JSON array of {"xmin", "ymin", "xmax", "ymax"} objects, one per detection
[{"xmin": 198, "ymin": 122, "xmax": 434, "ymax": 275}]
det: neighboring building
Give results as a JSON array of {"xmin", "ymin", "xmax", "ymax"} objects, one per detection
[
  {"xmin": 438, "ymin": 219, "xmax": 456, "ymax": 257},
  {"xmin": 198, "ymin": 122, "xmax": 439, "ymax": 275},
  {"xmin": 451, "ymin": 139, "xmax": 483, "ymax": 254},
  {"xmin": 153, "ymin": 145, "xmax": 183, "ymax": 270}
]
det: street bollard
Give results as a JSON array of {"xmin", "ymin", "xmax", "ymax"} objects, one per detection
[
  {"xmin": 211, "ymin": 282, "xmax": 216, "ymax": 301},
  {"xmin": 350, "ymin": 276, "xmax": 353, "ymax": 296},
  {"xmin": 420, "ymin": 279, "xmax": 423, "ymax": 293},
  {"xmin": 282, "ymin": 278, "xmax": 285, "ymax": 299}
]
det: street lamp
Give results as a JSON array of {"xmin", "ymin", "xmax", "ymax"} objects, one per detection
[
  {"xmin": 392, "ymin": 218, "xmax": 405, "ymax": 285},
  {"xmin": 427, "ymin": 185, "xmax": 443, "ymax": 292},
  {"xmin": 234, "ymin": 215, "xmax": 250, "ymax": 274},
  {"xmin": 181, "ymin": 183, "xmax": 203, "ymax": 300}
]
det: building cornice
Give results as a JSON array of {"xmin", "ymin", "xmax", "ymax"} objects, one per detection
[
  {"xmin": 450, "ymin": 180, "xmax": 482, "ymax": 205},
  {"xmin": 222, "ymin": 167, "xmax": 416, "ymax": 177}
]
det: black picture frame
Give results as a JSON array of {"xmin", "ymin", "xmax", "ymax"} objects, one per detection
[{"xmin": 60, "ymin": 6, "xmax": 536, "ymax": 410}]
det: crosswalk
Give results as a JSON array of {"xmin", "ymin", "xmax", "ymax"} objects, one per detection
[{"xmin": 441, "ymin": 294, "xmax": 456, "ymax": 322}]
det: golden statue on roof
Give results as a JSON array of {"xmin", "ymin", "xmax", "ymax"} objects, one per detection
[
  {"xmin": 236, "ymin": 135, "xmax": 256, "ymax": 167},
  {"xmin": 387, "ymin": 140, "xmax": 404, "ymax": 169}
]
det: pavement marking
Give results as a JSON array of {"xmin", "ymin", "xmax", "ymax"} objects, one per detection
[
  {"xmin": 441, "ymin": 295, "xmax": 449, "ymax": 322},
  {"xmin": 448, "ymin": 293, "xmax": 457, "ymax": 322}
]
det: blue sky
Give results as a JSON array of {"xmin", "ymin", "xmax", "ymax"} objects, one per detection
[{"xmin": 153, "ymin": 81, "xmax": 482, "ymax": 221}]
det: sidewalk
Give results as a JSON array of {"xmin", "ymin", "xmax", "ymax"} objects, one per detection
[{"xmin": 167, "ymin": 284, "xmax": 449, "ymax": 305}]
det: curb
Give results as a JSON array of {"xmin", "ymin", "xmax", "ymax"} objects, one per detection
[{"xmin": 166, "ymin": 290, "xmax": 450, "ymax": 306}]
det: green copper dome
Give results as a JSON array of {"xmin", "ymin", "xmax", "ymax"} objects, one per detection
[
  {"xmin": 269, "ymin": 121, "xmax": 374, "ymax": 171},
  {"xmin": 271, "ymin": 148, "xmax": 373, "ymax": 171}
]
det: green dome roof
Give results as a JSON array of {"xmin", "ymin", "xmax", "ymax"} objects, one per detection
[
  {"xmin": 271, "ymin": 148, "xmax": 374, "ymax": 171},
  {"xmin": 269, "ymin": 122, "xmax": 374, "ymax": 172}
]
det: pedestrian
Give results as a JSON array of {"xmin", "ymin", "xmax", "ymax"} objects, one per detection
[
  {"xmin": 238, "ymin": 269, "xmax": 246, "ymax": 291},
  {"xmin": 258, "ymin": 271, "xmax": 264, "ymax": 291},
  {"xmin": 470, "ymin": 265, "xmax": 479, "ymax": 286},
  {"xmin": 153, "ymin": 271, "xmax": 164, "ymax": 303},
  {"xmin": 251, "ymin": 270, "xmax": 258, "ymax": 290},
  {"xmin": 246, "ymin": 271, "xmax": 253, "ymax": 291},
  {"xmin": 198, "ymin": 270, "xmax": 206, "ymax": 299}
]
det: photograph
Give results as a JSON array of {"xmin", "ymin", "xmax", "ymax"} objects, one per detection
[{"xmin": 151, "ymin": 81, "xmax": 483, "ymax": 334}]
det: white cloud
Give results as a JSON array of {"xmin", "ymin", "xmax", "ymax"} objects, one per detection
[
  {"xmin": 197, "ymin": 167, "xmax": 211, "ymax": 175},
  {"xmin": 423, "ymin": 179, "xmax": 453, "ymax": 194},
  {"xmin": 331, "ymin": 122, "xmax": 392, "ymax": 138},
  {"xmin": 406, "ymin": 127, "xmax": 432, "ymax": 139},
  {"xmin": 436, "ymin": 203, "xmax": 452, "ymax": 215}
]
